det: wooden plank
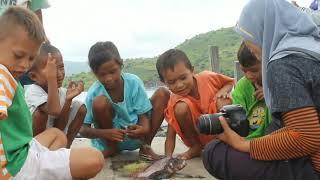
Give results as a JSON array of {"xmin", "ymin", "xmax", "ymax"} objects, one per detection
[
  {"xmin": 234, "ymin": 61, "xmax": 244, "ymax": 81},
  {"xmin": 208, "ymin": 46, "xmax": 219, "ymax": 72}
]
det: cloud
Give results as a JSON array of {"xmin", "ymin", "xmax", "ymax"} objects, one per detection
[{"xmin": 43, "ymin": 0, "xmax": 250, "ymax": 60}]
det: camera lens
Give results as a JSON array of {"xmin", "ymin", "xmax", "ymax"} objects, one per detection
[{"xmin": 198, "ymin": 113, "xmax": 224, "ymax": 134}]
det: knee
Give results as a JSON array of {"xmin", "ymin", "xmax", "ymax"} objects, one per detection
[
  {"xmin": 202, "ymin": 140, "xmax": 226, "ymax": 179},
  {"xmin": 47, "ymin": 128, "xmax": 68, "ymax": 148},
  {"xmin": 85, "ymin": 149, "xmax": 105, "ymax": 178},
  {"xmin": 77, "ymin": 105, "xmax": 87, "ymax": 118},
  {"xmin": 174, "ymin": 102, "xmax": 190, "ymax": 120},
  {"xmin": 154, "ymin": 87, "xmax": 170, "ymax": 102},
  {"xmin": 92, "ymin": 96, "xmax": 112, "ymax": 112}
]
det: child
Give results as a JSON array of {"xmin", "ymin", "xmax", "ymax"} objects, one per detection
[
  {"xmin": 203, "ymin": 0, "xmax": 320, "ymax": 179},
  {"xmin": 232, "ymin": 42, "xmax": 271, "ymax": 139},
  {"xmin": 0, "ymin": 0, "xmax": 52, "ymax": 86},
  {"xmin": 80, "ymin": 41, "xmax": 170, "ymax": 160},
  {"xmin": 0, "ymin": 7, "xmax": 103, "ymax": 179},
  {"xmin": 25, "ymin": 42, "xmax": 86, "ymax": 148},
  {"xmin": 156, "ymin": 49, "xmax": 235, "ymax": 160}
]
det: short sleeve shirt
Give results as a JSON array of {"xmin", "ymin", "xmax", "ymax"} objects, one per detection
[{"xmin": 84, "ymin": 73, "xmax": 152, "ymax": 129}]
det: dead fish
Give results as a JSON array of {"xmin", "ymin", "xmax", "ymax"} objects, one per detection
[{"xmin": 134, "ymin": 157, "xmax": 187, "ymax": 180}]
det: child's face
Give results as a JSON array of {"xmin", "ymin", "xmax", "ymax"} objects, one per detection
[
  {"xmin": 162, "ymin": 61, "xmax": 194, "ymax": 96},
  {"xmin": 240, "ymin": 62, "xmax": 262, "ymax": 86},
  {"xmin": 0, "ymin": 27, "xmax": 40, "ymax": 79},
  {"xmin": 94, "ymin": 59, "xmax": 122, "ymax": 90},
  {"xmin": 31, "ymin": 53, "xmax": 65, "ymax": 88}
]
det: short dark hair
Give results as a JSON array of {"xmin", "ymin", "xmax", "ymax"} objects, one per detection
[
  {"xmin": 237, "ymin": 41, "xmax": 258, "ymax": 67},
  {"xmin": 30, "ymin": 42, "xmax": 60, "ymax": 71},
  {"xmin": 0, "ymin": 6, "xmax": 45, "ymax": 44},
  {"xmin": 156, "ymin": 49, "xmax": 193, "ymax": 82},
  {"xmin": 88, "ymin": 41, "xmax": 123, "ymax": 72}
]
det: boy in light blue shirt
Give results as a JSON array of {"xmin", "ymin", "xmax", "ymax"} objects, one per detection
[
  {"xmin": 80, "ymin": 41, "xmax": 170, "ymax": 160},
  {"xmin": 84, "ymin": 73, "xmax": 152, "ymax": 151}
]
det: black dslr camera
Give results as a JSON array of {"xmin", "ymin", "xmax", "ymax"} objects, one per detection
[{"xmin": 197, "ymin": 105, "xmax": 249, "ymax": 137}]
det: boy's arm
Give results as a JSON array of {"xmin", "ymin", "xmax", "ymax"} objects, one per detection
[
  {"xmin": 215, "ymin": 82, "xmax": 234, "ymax": 110},
  {"xmin": 80, "ymin": 90, "xmax": 124, "ymax": 144},
  {"xmin": 80, "ymin": 124, "xmax": 107, "ymax": 139},
  {"xmin": 55, "ymin": 81, "xmax": 84, "ymax": 130},
  {"xmin": 44, "ymin": 54, "xmax": 61, "ymax": 116},
  {"xmin": 0, "ymin": 65, "xmax": 18, "ymax": 120},
  {"xmin": 80, "ymin": 124, "xmax": 125, "ymax": 142},
  {"xmin": 126, "ymin": 113, "xmax": 150, "ymax": 138},
  {"xmin": 215, "ymin": 82, "xmax": 234, "ymax": 99},
  {"xmin": 165, "ymin": 125, "xmax": 176, "ymax": 157},
  {"xmin": 127, "ymin": 77, "xmax": 153, "ymax": 137},
  {"xmin": 53, "ymin": 99, "xmax": 71, "ymax": 131},
  {"xmin": 0, "ymin": 169, "xmax": 4, "ymax": 179}
]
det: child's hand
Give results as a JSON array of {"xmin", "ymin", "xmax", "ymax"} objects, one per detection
[
  {"xmin": 216, "ymin": 97, "xmax": 232, "ymax": 110},
  {"xmin": 66, "ymin": 81, "xmax": 84, "ymax": 101},
  {"xmin": 215, "ymin": 91, "xmax": 231, "ymax": 99},
  {"xmin": 215, "ymin": 82, "xmax": 234, "ymax": 99},
  {"xmin": 44, "ymin": 53, "xmax": 57, "ymax": 80},
  {"xmin": 103, "ymin": 129, "xmax": 126, "ymax": 142},
  {"xmin": 0, "ymin": 112, "xmax": 7, "ymax": 120},
  {"xmin": 126, "ymin": 125, "xmax": 146, "ymax": 138},
  {"xmin": 254, "ymin": 83, "xmax": 264, "ymax": 101}
]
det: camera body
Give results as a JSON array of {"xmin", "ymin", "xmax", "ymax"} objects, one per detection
[{"xmin": 197, "ymin": 104, "xmax": 249, "ymax": 137}]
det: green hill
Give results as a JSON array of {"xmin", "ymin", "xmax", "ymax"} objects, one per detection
[{"xmin": 64, "ymin": 27, "xmax": 242, "ymax": 89}]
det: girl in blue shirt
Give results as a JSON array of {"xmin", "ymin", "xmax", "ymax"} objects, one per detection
[{"xmin": 80, "ymin": 41, "xmax": 169, "ymax": 160}]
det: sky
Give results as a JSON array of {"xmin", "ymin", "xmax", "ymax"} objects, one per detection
[{"xmin": 43, "ymin": 0, "xmax": 312, "ymax": 61}]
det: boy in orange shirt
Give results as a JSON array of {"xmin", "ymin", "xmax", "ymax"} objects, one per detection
[{"xmin": 156, "ymin": 49, "xmax": 234, "ymax": 159}]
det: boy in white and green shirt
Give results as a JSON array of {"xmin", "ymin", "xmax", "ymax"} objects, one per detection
[{"xmin": 0, "ymin": 7, "xmax": 104, "ymax": 179}]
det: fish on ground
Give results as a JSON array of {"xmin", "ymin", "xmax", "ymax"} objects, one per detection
[{"xmin": 133, "ymin": 157, "xmax": 187, "ymax": 180}]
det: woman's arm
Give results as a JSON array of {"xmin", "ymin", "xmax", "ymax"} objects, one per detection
[
  {"xmin": 217, "ymin": 106, "xmax": 320, "ymax": 161},
  {"xmin": 250, "ymin": 107, "xmax": 320, "ymax": 160}
]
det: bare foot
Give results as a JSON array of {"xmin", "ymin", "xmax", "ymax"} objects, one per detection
[
  {"xmin": 177, "ymin": 145, "xmax": 202, "ymax": 160},
  {"xmin": 139, "ymin": 144, "xmax": 164, "ymax": 161},
  {"xmin": 102, "ymin": 143, "xmax": 118, "ymax": 158}
]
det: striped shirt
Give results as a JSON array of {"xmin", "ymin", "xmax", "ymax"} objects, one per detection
[
  {"xmin": 0, "ymin": 64, "xmax": 17, "ymax": 179},
  {"xmin": 250, "ymin": 107, "xmax": 320, "ymax": 172}
]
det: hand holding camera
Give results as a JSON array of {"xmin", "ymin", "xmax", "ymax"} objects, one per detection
[
  {"xmin": 197, "ymin": 104, "xmax": 249, "ymax": 137},
  {"xmin": 197, "ymin": 105, "xmax": 251, "ymax": 152}
]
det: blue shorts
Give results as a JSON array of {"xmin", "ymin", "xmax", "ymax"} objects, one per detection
[{"xmin": 91, "ymin": 137, "xmax": 142, "ymax": 151}]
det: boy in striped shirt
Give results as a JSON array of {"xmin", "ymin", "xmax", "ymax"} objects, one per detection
[{"xmin": 0, "ymin": 6, "xmax": 104, "ymax": 179}]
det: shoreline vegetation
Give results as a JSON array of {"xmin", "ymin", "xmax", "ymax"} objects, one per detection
[{"xmin": 63, "ymin": 27, "xmax": 242, "ymax": 90}]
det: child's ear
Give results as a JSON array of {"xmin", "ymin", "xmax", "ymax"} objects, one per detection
[
  {"xmin": 28, "ymin": 71, "xmax": 37, "ymax": 81},
  {"xmin": 191, "ymin": 66, "xmax": 195, "ymax": 74},
  {"xmin": 120, "ymin": 60, "xmax": 124, "ymax": 70}
]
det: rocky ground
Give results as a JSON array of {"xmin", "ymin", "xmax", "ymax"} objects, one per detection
[{"xmin": 71, "ymin": 123, "xmax": 216, "ymax": 180}]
